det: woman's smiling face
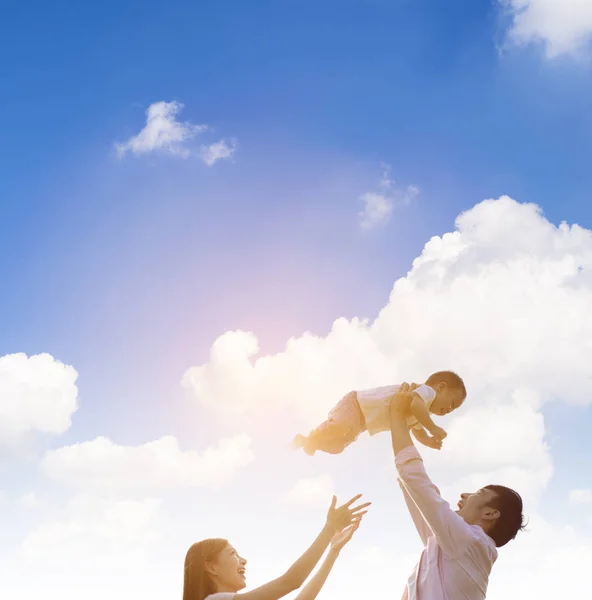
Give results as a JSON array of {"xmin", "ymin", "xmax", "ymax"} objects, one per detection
[{"xmin": 209, "ymin": 543, "xmax": 248, "ymax": 592}]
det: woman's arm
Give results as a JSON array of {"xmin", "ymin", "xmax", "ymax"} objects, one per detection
[
  {"xmin": 235, "ymin": 496, "xmax": 368, "ymax": 600},
  {"xmin": 292, "ymin": 523, "xmax": 360, "ymax": 600}
]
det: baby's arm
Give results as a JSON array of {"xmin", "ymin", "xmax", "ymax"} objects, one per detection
[
  {"xmin": 412, "ymin": 427, "xmax": 442, "ymax": 450},
  {"xmin": 410, "ymin": 395, "xmax": 446, "ymax": 440}
]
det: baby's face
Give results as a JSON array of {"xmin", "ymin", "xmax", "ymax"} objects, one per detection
[{"xmin": 431, "ymin": 386, "xmax": 465, "ymax": 416}]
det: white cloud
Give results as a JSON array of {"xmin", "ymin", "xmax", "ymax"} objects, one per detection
[
  {"xmin": 201, "ymin": 138, "xmax": 238, "ymax": 166},
  {"xmin": 21, "ymin": 494, "xmax": 161, "ymax": 565},
  {"xmin": 284, "ymin": 475, "xmax": 334, "ymax": 508},
  {"xmin": 184, "ymin": 196, "xmax": 592, "ymax": 514},
  {"xmin": 115, "ymin": 101, "xmax": 239, "ymax": 166},
  {"xmin": 21, "ymin": 491, "xmax": 39, "ymax": 509},
  {"xmin": 501, "ymin": 0, "xmax": 592, "ymax": 58},
  {"xmin": 433, "ymin": 390, "xmax": 552, "ymax": 502},
  {"xmin": 40, "ymin": 433, "xmax": 254, "ymax": 493},
  {"xmin": 359, "ymin": 166, "xmax": 419, "ymax": 229},
  {"xmin": 569, "ymin": 488, "xmax": 592, "ymax": 505},
  {"xmin": 0, "ymin": 353, "xmax": 78, "ymax": 447},
  {"xmin": 486, "ymin": 512, "xmax": 592, "ymax": 598},
  {"xmin": 359, "ymin": 192, "xmax": 393, "ymax": 229},
  {"xmin": 115, "ymin": 101, "xmax": 206, "ymax": 157}
]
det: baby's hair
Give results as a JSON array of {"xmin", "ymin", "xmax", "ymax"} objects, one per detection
[{"xmin": 425, "ymin": 371, "xmax": 466, "ymax": 398}]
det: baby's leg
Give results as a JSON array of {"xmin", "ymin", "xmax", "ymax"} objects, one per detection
[{"xmin": 301, "ymin": 392, "xmax": 365, "ymax": 455}]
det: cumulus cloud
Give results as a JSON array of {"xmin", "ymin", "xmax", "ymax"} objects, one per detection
[
  {"xmin": 486, "ymin": 512, "xmax": 592, "ymax": 598},
  {"xmin": 21, "ymin": 494, "xmax": 161, "ymax": 564},
  {"xmin": 501, "ymin": 0, "xmax": 592, "ymax": 58},
  {"xmin": 284, "ymin": 475, "xmax": 334, "ymax": 508},
  {"xmin": 40, "ymin": 433, "xmax": 254, "ymax": 493},
  {"xmin": 0, "ymin": 353, "xmax": 78, "ymax": 447},
  {"xmin": 183, "ymin": 196, "xmax": 592, "ymax": 509},
  {"xmin": 115, "ymin": 101, "xmax": 237, "ymax": 165},
  {"xmin": 21, "ymin": 491, "xmax": 39, "ymax": 509},
  {"xmin": 569, "ymin": 488, "xmax": 592, "ymax": 505},
  {"xmin": 359, "ymin": 166, "xmax": 419, "ymax": 229},
  {"xmin": 201, "ymin": 138, "xmax": 238, "ymax": 166}
]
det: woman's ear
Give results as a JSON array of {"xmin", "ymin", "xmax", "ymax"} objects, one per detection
[{"xmin": 204, "ymin": 561, "xmax": 218, "ymax": 576}]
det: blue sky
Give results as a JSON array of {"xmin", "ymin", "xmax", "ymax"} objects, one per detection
[{"xmin": 1, "ymin": 2, "xmax": 592, "ymax": 599}]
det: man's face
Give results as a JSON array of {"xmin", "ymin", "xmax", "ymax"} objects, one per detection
[{"xmin": 456, "ymin": 487, "xmax": 499, "ymax": 525}]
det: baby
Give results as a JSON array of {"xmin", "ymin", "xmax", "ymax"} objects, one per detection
[{"xmin": 293, "ymin": 371, "xmax": 466, "ymax": 455}]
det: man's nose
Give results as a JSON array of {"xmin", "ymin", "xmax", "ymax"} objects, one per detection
[{"xmin": 461, "ymin": 493, "xmax": 469, "ymax": 499}]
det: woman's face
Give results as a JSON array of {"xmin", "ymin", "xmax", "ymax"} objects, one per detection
[{"xmin": 210, "ymin": 543, "xmax": 247, "ymax": 592}]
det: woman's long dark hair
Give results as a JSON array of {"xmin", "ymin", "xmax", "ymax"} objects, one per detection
[{"xmin": 183, "ymin": 538, "xmax": 229, "ymax": 600}]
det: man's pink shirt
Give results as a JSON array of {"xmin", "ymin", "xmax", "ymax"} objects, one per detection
[{"xmin": 396, "ymin": 446, "xmax": 498, "ymax": 600}]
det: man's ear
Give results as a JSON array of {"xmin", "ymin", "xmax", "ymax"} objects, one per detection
[{"xmin": 482, "ymin": 507, "xmax": 500, "ymax": 522}]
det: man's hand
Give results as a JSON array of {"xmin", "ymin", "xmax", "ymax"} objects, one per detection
[{"xmin": 389, "ymin": 382, "xmax": 418, "ymax": 415}]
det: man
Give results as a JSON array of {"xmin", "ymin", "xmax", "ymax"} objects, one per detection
[{"xmin": 390, "ymin": 383, "xmax": 525, "ymax": 600}]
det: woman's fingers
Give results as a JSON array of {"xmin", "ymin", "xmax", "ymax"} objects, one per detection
[
  {"xmin": 350, "ymin": 501, "xmax": 371, "ymax": 514},
  {"xmin": 339, "ymin": 494, "xmax": 363, "ymax": 510}
]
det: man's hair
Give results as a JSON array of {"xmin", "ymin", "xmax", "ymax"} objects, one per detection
[
  {"xmin": 484, "ymin": 485, "xmax": 526, "ymax": 547},
  {"xmin": 425, "ymin": 371, "xmax": 466, "ymax": 398}
]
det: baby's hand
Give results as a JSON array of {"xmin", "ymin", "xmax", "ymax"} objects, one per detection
[
  {"xmin": 430, "ymin": 426, "xmax": 447, "ymax": 441},
  {"xmin": 424, "ymin": 436, "xmax": 443, "ymax": 450}
]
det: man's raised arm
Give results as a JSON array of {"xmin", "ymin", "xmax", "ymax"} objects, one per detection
[{"xmin": 390, "ymin": 384, "xmax": 474, "ymax": 558}]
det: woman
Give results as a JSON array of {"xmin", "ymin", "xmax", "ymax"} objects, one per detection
[{"xmin": 183, "ymin": 494, "xmax": 369, "ymax": 600}]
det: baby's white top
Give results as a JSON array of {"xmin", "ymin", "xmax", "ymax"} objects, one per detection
[{"xmin": 356, "ymin": 383, "xmax": 436, "ymax": 435}]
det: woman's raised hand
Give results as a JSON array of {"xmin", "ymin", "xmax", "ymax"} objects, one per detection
[
  {"xmin": 325, "ymin": 494, "xmax": 370, "ymax": 535},
  {"xmin": 330, "ymin": 521, "xmax": 361, "ymax": 554}
]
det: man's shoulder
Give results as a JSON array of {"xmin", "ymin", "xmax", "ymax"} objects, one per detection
[{"xmin": 468, "ymin": 525, "xmax": 499, "ymax": 560}]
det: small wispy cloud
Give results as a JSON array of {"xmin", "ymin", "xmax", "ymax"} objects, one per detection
[
  {"xmin": 359, "ymin": 164, "xmax": 419, "ymax": 229},
  {"xmin": 201, "ymin": 138, "xmax": 238, "ymax": 166},
  {"xmin": 115, "ymin": 101, "xmax": 237, "ymax": 166}
]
